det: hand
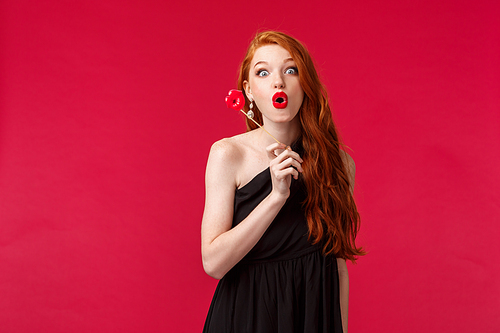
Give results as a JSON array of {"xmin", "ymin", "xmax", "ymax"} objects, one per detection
[{"xmin": 266, "ymin": 143, "xmax": 304, "ymax": 199}]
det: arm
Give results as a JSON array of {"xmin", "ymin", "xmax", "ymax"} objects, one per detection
[
  {"xmin": 337, "ymin": 258, "xmax": 349, "ymax": 333},
  {"xmin": 338, "ymin": 150, "xmax": 355, "ymax": 332},
  {"xmin": 201, "ymin": 140, "xmax": 303, "ymax": 279}
]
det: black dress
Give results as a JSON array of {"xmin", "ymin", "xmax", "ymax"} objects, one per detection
[{"xmin": 203, "ymin": 150, "xmax": 343, "ymax": 332}]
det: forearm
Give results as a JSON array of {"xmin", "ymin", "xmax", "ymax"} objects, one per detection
[
  {"xmin": 202, "ymin": 192, "xmax": 286, "ymax": 279},
  {"xmin": 337, "ymin": 258, "xmax": 349, "ymax": 333}
]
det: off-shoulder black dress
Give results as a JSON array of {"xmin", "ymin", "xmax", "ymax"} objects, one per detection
[{"xmin": 203, "ymin": 149, "xmax": 343, "ymax": 332}]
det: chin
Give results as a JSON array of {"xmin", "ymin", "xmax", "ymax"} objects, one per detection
[
  {"xmin": 262, "ymin": 109, "xmax": 300, "ymax": 123},
  {"xmin": 272, "ymin": 114, "xmax": 299, "ymax": 123}
]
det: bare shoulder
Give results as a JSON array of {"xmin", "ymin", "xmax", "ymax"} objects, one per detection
[
  {"xmin": 339, "ymin": 150, "xmax": 355, "ymax": 174},
  {"xmin": 339, "ymin": 149, "xmax": 356, "ymax": 188},
  {"xmin": 207, "ymin": 137, "xmax": 245, "ymax": 180},
  {"xmin": 209, "ymin": 137, "xmax": 243, "ymax": 162},
  {"xmin": 208, "ymin": 131, "xmax": 268, "ymax": 189},
  {"xmin": 207, "ymin": 132, "xmax": 256, "ymax": 177},
  {"xmin": 208, "ymin": 132, "xmax": 256, "ymax": 166}
]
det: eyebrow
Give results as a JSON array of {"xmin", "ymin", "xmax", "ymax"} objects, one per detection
[{"xmin": 253, "ymin": 58, "xmax": 294, "ymax": 68}]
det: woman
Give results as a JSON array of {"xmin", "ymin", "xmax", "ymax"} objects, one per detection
[{"xmin": 202, "ymin": 31, "xmax": 364, "ymax": 333}]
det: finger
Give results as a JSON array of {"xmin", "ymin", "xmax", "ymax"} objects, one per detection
[
  {"xmin": 274, "ymin": 167, "xmax": 300, "ymax": 181},
  {"xmin": 276, "ymin": 148, "xmax": 303, "ymax": 163},
  {"xmin": 277, "ymin": 157, "xmax": 304, "ymax": 173},
  {"xmin": 272, "ymin": 151, "xmax": 304, "ymax": 172},
  {"xmin": 271, "ymin": 159, "xmax": 301, "ymax": 177},
  {"xmin": 266, "ymin": 143, "xmax": 288, "ymax": 160}
]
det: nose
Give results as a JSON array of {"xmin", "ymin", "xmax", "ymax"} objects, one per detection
[{"xmin": 273, "ymin": 73, "xmax": 285, "ymax": 89}]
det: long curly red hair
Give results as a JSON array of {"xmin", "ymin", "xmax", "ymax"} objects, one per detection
[{"xmin": 237, "ymin": 31, "xmax": 365, "ymax": 262}]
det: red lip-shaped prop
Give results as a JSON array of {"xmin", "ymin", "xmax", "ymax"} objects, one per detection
[
  {"xmin": 272, "ymin": 91, "xmax": 288, "ymax": 109},
  {"xmin": 225, "ymin": 89, "xmax": 245, "ymax": 111}
]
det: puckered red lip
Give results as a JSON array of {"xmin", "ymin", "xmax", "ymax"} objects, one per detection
[{"xmin": 272, "ymin": 91, "xmax": 288, "ymax": 109}]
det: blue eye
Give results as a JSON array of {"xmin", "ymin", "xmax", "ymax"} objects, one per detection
[
  {"xmin": 285, "ymin": 67, "xmax": 298, "ymax": 75},
  {"xmin": 257, "ymin": 70, "xmax": 269, "ymax": 77}
]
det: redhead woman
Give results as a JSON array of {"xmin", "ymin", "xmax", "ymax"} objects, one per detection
[{"xmin": 201, "ymin": 31, "xmax": 364, "ymax": 333}]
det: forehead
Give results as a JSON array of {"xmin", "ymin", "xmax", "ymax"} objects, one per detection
[{"xmin": 251, "ymin": 44, "xmax": 293, "ymax": 65}]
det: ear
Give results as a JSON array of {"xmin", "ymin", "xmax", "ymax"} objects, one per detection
[{"xmin": 243, "ymin": 80, "xmax": 253, "ymax": 101}]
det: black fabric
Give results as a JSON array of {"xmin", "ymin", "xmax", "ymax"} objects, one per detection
[{"xmin": 203, "ymin": 149, "xmax": 343, "ymax": 332}]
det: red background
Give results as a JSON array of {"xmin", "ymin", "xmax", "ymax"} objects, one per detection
[{"xmin": 1, "ymin": 1, "xmax": 499, "ymax": 332}]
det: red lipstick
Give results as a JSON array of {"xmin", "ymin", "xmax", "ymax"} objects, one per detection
[{"xmin": 272, "ymin": 91, "xmax": 288, "ymax": 109}]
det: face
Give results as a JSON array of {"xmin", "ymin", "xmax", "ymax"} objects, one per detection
[{"xmin": 243, "ymin": 44, "xmax": 304, "ymax": 125}]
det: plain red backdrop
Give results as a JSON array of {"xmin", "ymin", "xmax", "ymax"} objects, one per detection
[{"xmin": 1, "ymin": 0, "xmax": 499, "ymax": 332}]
